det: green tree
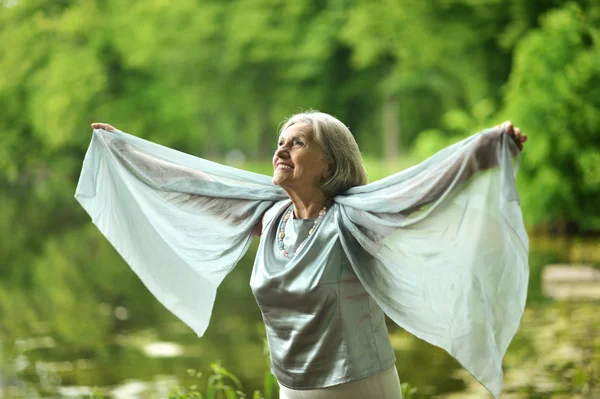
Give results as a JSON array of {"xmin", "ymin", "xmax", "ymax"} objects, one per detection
[
  {"xmin": 340, "ymin": 0, "xmax": 514, "ymax": 159},
  {"xmin": 500, "ymin": 2, "xmax": 600, "ymax": 232}
]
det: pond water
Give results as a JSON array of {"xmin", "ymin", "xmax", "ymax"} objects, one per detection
[{"xmin": 1, "ymin": 236, "xmax": 598, "ymax": 398}]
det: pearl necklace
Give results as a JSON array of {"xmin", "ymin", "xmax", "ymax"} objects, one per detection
[{"xmin": 277, "ymin": 203, "xmax": 328, "ymax": 258}]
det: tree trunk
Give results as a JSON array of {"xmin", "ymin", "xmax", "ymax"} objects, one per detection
[
  {"xmin": 383, "ymin": 94, "xmax": 400, "ymax": 163},
  {"xmin": 256, "ymin": 98, "xmax": 272, "ymax": 159}
]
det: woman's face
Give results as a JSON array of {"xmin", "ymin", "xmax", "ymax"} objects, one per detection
[{"xmin": 272, "ymin": 123, "xmax": 331, "ymax": 193}]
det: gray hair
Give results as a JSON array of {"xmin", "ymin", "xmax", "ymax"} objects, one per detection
[{"xmin": 279, "ymin": 111, "xmax": 368, "ymax": 197}]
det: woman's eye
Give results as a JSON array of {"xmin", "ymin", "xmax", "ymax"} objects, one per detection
[{"xmin": 277, "ymin": 139, "xmax": 304, "ymax": 147}]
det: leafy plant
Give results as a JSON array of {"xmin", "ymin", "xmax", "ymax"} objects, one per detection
[
  {"xmin": 88, "ymin": 362, "xmax": 278, "ymax": 399},
  {"xmin": 401, "ymin": 382, "xmax": 426, "ymax": 399}
]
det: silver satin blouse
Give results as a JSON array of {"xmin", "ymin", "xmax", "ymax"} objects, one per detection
[{"xmin": 250, "ymin": 201, "xmax": 396, "ymax": 389}]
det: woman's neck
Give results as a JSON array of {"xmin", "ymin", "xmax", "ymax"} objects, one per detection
[{"xmin": 285, "ymin": 190, "xmax": 329, "ymax": 219}]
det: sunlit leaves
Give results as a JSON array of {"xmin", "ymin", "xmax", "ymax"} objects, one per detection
[{"xmin": 502, "ymin": 3, "xmax": 600, "ymax": 230}]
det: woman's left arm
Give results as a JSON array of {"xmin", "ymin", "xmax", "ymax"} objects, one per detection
[
  {"xmin": 440, "ymin": 121, "xmax": 527, "ymax": 184},
  {"xmin": 401, "ymin": 121, "xmax": 527, "ymax": 213},
  {"xmin": 336, "ymin": 121, "xmax": 527, "ymax": 219},
  {"xmin": 475, "ymin": 121, "xmax": 527, "ymax": 168}
]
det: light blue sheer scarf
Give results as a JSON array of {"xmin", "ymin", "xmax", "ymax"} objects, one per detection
[{"xmin": 75, "ymin": 127, "xmax": 528, "ymax": 398}]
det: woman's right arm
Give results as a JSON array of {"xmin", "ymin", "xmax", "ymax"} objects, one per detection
[
  {"xmin": 79, "ymin": 123, "xmax": 277, "ymax": 337},
  {"xmin": 91, "ymin": 123, "xmax": 216, "ymax": 183},
  {"xmin": 91, "ymin": 122, "xmax": 265, "ymax": 234}
]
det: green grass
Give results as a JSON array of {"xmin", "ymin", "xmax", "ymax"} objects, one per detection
[{"xmin": 89, "ymin": 362, "xmax": 276, "ymax": 399}]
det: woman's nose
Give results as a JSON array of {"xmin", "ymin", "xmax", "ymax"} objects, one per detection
[{"xmin": 274, "ymin": 147, "xmax": 290, "ymax": 159}]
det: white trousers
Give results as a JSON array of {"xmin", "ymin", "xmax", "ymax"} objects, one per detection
[{"xmin": 278, "ymin": 365, "xmax": 403, "ymax": 399}]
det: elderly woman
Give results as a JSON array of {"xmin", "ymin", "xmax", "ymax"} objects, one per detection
[{"xmin": 78, "ymin": 112, "xmax": 528, "ymax": 399}]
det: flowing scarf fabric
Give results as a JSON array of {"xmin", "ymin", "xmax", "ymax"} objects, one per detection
[{"xmin": 75, "ymin": 127, "xmax": 528, "ymax": 398}]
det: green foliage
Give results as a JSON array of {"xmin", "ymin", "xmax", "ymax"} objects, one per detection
[
  {"xmin": 401, "ymin": 382, "xmax": 426, "ymax": 399},
  {"xmin": 87, "ymin": 363, "xmax": 424, "ymax": 399},
  {"xmin": 1, "ymin": 0, "xmax": 597, "ymax": 235},
  {"xmin": 0, "ymin": 0, "xmax": 599, "ymax": 397},
  {"xmin": 90, "ymin": 387, "xmax": 103, "ymax": 399},
  {"xmin": 500, "ymin": 2, "xmax": 600, "ymax": 231},
  {"xmin": 88, "ymin": 362, "xmax": 279, "ymax": 399}
]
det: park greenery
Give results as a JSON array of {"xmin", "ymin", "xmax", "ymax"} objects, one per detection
[
  {"xmin": 86, "ymin": 363, "xmax": 423, "ymax": 399},
  {"xmin": 1, "ymin": 0, "xmax": 599, "ymax": 398}
]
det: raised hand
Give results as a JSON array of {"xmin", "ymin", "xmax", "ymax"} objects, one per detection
[
  {"xmin": 91, "ymin": 123, "xmax": 116, "ymax": 131},
  {"xmin": 499, "ymin": 121, "xmax": 528, "ymax": 152}
]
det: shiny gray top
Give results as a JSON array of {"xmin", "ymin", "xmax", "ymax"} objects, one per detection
[{"xmin": 250, "ymin": 201, "xmax": 395, "ymax": 389}]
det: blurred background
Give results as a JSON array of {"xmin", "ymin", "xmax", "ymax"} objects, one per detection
[{"xmin": 0, "ymin": 0, "xmax": 599, "ymax": 398}]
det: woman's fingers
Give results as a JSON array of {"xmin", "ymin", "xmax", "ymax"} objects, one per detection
[
  {"xmin": 498, "ymin": 121, "xmax": 527, "ymax": 151},
  {"xmin": 502, "ymin": 121, "xmax": 514, "ymax": 135},
  {"xmin": 91, "ymin": 123, "xmax": 116, "ymax": 131},
  {"xmin": 514, "ymin": 127, "xmax": 521, "ymax": 140}
]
